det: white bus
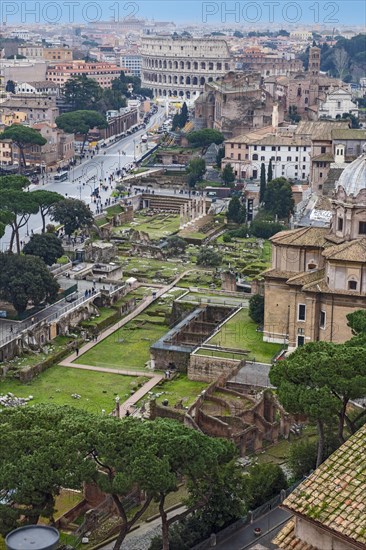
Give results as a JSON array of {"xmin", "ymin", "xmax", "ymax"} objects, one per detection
[{"xmin": 54, "ymin": 171, "xmax": 68, "ymax": 182}]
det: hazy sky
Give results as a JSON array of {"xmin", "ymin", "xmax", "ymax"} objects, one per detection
[{"xmin": 1, "ymin": 0, "xmax": 365, "ymax": 27}]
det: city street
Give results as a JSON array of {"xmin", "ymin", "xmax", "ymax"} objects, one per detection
[{"xmin": 0, "ymin": 106, "xmax": 166, "ymax": 250}]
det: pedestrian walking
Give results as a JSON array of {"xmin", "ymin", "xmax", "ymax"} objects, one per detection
[{"xmin": 75, "ymin": 347, "xmax": 79, "ymax": 357}]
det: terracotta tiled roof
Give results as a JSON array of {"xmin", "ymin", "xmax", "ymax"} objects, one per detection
[
  {"xmin": 273, "ymin": 519, "xmax": 317, "ymax": 550},
  {"xmin": 332, "ymin": 129, "xmax": 366, "ymax": 140},
  {"xmin": 322, "ymin": 239, "xmax": 366, "ymax": 262},
  {"xmin": 262, "ymin": 268, "xmax": 297, "ymax": 280},
  {"xmin": 312, "ymin": 153, "xmax": 334, "ymax": 162},
  {"xmin": 286, "ymin": 268, "xmax": 325, "ymax": 287},
  {"xmin": 270, "ymin": 227, "xmax": 329, "ymax": 247},
  {"xmin": 282, "ymin": 424, "xmax": 366, "ymax": 546},
  {"xmin": 295, "ymin": 121, "xmax": 349, "ymax": 141}
]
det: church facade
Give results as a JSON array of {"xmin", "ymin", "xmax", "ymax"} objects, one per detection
[{"xmin": 263, "ymin": 146, "xmax": 366, "ymax": 349}]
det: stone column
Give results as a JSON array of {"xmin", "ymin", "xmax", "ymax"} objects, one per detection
[{"xmin": 179, "ymin": 204, "xmax": 184, "ymax": 228}]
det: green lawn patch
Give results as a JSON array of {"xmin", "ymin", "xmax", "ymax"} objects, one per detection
[
  {"xmin": 75, "ymin": 317, "xmax": 168, "ymax": 371},
  {"xmin": 0, "ymin": 366, "xmax": 145, "ymax": 414},
  {"xmin": 206, "ymin": 308, "xmax": 282, "ymax": 363},
  {"xmin": 151, "ymin": 374, "xmax": 208, "ymax": 408}
]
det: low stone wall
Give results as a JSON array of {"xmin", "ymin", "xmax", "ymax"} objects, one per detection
[
  {"xmin": 152, "ymin": 348, "xmax": 191, "ymax": 372},
  {"xmin": 150, "ymin": 400, "xmax": 186, "ymax": 422},
  {"xmin": 18, "ymin": 342, "xmax": 80, "ymax": 383},
  {"xmin": 188, "ymin": 353, "xmax": 242, "ymax": 382},
  {"xmin": 197, "ymin": 409, "xmax": 232, "ymax": 438}
]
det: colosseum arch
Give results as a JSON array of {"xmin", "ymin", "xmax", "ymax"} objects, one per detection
[
  {"xmin": 179, "ymin": 91, "xmax": 184, "ymax": 97},
  {"xmin": 168, "ymin": 61, "xmax": 172, "ymax": 69},
  {"xmin": 208, "ymin": 62, "xmax": 213, "ymax": 70},
  {"xmin": 187, "ymin": 61, "xmax": 191, "ymax": 69},
  {"xmin": 159, "ymin": 60, "xmax": 162, "ymax": 68},
  {"xmin": 168, "ymin": 75, "xmax": 172, "ymax": 84},
  {"xmin": 180, "ymin": 76, "xmax": 184, "ymax": 84},
  {"xmin": 163, "ymin": 60, "xmax": 167, "ymax": 69},
  {"xmin": 200, "ymin": 77, "xmax": 206, "ymax": 85},
  {"xmin": 174, "ymin": 61, "xmax": 178, "ymax": 69},
  {"xmin": 186, "ymin": 76, "xmax": 191, "ymax": 85},
  {"xmin": 194, "ymin": 62, "xmax": 198, "ymax": 70},
  {"xmin": 217, "ymin": 62, "xmax": 222, "ymax": 70},
  {"xmin": 158, "ymin": 75, "xmax": 162, "ymax": 82},
  {"xmin": 180, "ymin": 61, "xmax": 184, "ymax": 69},
  {"xmin": 192, "ymin": 76, "xmax": 198, "ymax": 85},
  {"xmin": 173, "ymin": 75, "xmax": 178, "ymax": 84},
  {"xmin": 163, "ymin": 89, "xmax": 167, "ymax": 96},
  {"xmin": 201, "ymin": 62, "xmax": 206, "ymax": 69}
]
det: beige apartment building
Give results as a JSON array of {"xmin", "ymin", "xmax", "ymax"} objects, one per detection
[
  {"xmin": 0, "ymin": 96, "xmax": 59, "ymax": 126},
  {"xmin": 18, "ymin": 46, "xmax": 73, "ymax": 62},
  {"xmin": 46, "ymin": 61, "xmax": 122, "ymax": 88}
]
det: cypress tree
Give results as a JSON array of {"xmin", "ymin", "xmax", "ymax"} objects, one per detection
[
  {"xmin": 260, "ymin": 162, "xmax": 266, "ymax": 203},
  {"xmin": 268, "ymin": 158, "xmax": 273, "ymax": 183}
]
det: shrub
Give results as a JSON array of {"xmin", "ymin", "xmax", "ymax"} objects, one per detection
[
  {"xmin": 249, "ymin": 294, "xmax": 264, "ymax": 324},
  {"xmin": 288, "ymin": 440, "xmax": 318, "ymax": 480},
  {"xmin": 250, "ymin": 219, "xmax": 284, "ymax": 239},
  {"xmin": 242, "ymin": 463, "xmax": 287, "ymax": 509}
]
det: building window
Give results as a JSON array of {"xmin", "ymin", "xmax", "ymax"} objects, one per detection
[
  {"xmin": 321, "ymin": 146, "xmax": 326, "ymax": 154},
  {"xmin": 348, "ymin": 280, "xmax": 358, "ymax": 291},
  {"xmin": 320, "ymin": 310, "xmax": 326, "ymax": 329},
  {"xmin": 252, "ymin": 154, "xmax": 258, "ymax": 160},
  {"xmin": 297, "ymin": 335, "xmax": 305, "ymax": 346},
  {"xmin": 338, "ymin": 217, "xmax": 343, "ymax": 231},
  {"xmin": 298, "ymin": 304, "xmax": 306, "ymax": 321},
  {"xmin": 271, "ymin": 146, "xmax": 276, "ymax": 151},
  {"xmin": 261, "ymin": 146, "xmax": 265, "ymax": 151},
  {"xmin": 359, "ymin": 221, "xmax": 366, "ymax": 235}
]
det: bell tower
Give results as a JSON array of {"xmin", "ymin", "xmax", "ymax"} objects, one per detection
[{"xmin": 309, "ymin": 46, "xmax": 320, "ymax": 106}]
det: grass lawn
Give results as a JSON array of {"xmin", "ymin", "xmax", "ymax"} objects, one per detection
[
  {"xmin": 0, "ymin": 366, "xmax": 145, "ymax": 414},
  {"xmin": 206, "ymin": 308, "xmax": 283, "ymax": 363},
  {"xmin": 151, "ymin": 374, "xmax": 208, "ymax": 408},
  {"xmin": 113, "ymin": 211, "xmax": 181, "ymax": 241},
  {"xmin": 256, "ymin": 426, "xmax": 318, "ymax": 465},
  {"xmin": 75, "ymin": 321, "xmax": 168, "ymax": 371},
  {"xmin": 120, "ymin": 256, "xmax": 189, "ymax": 283}
]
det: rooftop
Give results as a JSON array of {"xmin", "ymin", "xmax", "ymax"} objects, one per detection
[
  {"xmin": 295, "ymin": 121, "xmax": 349, "ymax": 141},
  {"xmin": 281, "ymin": 424, "xmax": 366, "ymax": 547},
  {"xmin": 332, "ymin": 128, "xmax": 366, "ymax": 140},
  {"xmin": 322, "ymin": 238, "xmax": 366, "ymax": 262},
  {"xmin": 270, "ymin": 226, "xmax": 329, "ymax": 247}
]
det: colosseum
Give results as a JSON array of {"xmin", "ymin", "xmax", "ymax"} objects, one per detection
[{"xmin": 140, "ymin": 35, "xmax": 233, "ymax": 101}]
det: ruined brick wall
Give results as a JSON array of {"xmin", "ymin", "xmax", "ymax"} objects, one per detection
[{"xmin": 188, "ymin": 353, "xmax": 241, "ymax": 382}]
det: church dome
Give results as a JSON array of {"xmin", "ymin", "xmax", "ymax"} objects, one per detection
[{"xmin": 336, "ymin": 143, "xmax": 366, "ymax": 197}]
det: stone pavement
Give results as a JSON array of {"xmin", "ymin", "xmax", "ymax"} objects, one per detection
[{"xmin": 99, "ymin": 506, "xmax": 186, "ymax": 550}]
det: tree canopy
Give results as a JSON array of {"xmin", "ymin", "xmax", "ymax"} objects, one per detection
[
  {"xmin": 55, "ymin": 111, "xmax": 107, "ymax": 153},
  {"xmin": 227, "ymin": 196, "xmax": 246, "ymax": 224},
  {"xmin": 263, "ymin": 177, "xmax": 294, "ymax": 219},
  {"xmin": 197, "ymin": 248, "xmax": 222, "ymax": 267},
  {"xmin": 51, "ymin": 198, "xmax": 94, "ymax": 237},
  {"xmin": 0, "ymin": 405, "xmax": 96, "ymax": 534},
  {"xmin": 0, "ymin": 125, "xmax": 47, "ymax": 173},
  {"xmin": 249, "ymin": 294, "xmax": 264, "ymax": 324},
  {"xmin": 186, "ymin": 158, "xmax": 206, "ymax": 188},
  {"xmin": 32, "ymin": 190, "xmax": 64, "ymax": 233},
  {"xmin": 165, "ymin": 236, "xmax": 188, "ymax": 257},
  {"xmin": 222, "ymin": 163, "xmax": 235, "ymax": 186},
  {"xmin": 172, "ymin": 102, "xmax": 188, "ymax": 130},
  {"xmin": 0, "ymin": 253, "xmax": 59, "ymax": 314},
  {"xmin": 270, "ymin": 341, "xmax": 366, "ymax": 466},
  {"xmin": 186, "ymin": 129, "xmax": 224, "ymax": 147},
  {"xmin": 23, "ymin": 233, "xmax": 64, "ymax": 266}
]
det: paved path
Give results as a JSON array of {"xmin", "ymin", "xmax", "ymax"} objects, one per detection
[
  {"xmin": 99, "ymin": 506, "xmax": 186, "ymax": 550},
  {"xmin": 60, "ymin": 270, "xmax": 193, "ymax": 414},
  {"xmin": 214, "ymin": 507, "xmax": 292, "ymax": 550}
]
